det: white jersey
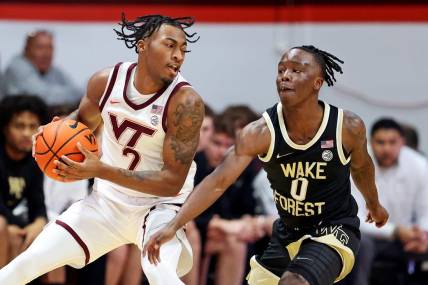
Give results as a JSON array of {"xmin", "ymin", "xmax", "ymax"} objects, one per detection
[{"xmin": 94, "ymin": 62, "xmax": 196, "ymax": 201}]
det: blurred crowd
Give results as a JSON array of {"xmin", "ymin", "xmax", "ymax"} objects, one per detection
[{"xmin": 0, "ymin": 29, "xmax": 427, "ymax": 285}]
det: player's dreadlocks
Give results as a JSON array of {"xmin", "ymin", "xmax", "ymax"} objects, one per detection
[
  {"xmin": 294, "ymin": 45, "xmax": 344, "ymax": 87},
  {"xmin": 114, "ymin": 14, "xmax": 200, "ymax": 53}
]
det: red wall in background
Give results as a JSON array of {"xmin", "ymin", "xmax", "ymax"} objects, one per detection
[{"xmin": 1, "ymin": 3, "xmax": 428, "ymax": 23}]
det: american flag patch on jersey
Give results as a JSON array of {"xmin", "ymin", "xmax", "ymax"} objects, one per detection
[
  {"xmin": 151, "ymin": 104, "xmax": 164, "ymax": 115},
  {"xmin": 321, "ymin": 139, "xmax": 334, "ymax": 149}
]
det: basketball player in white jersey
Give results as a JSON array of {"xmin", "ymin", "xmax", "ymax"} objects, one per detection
[{"xmin": 0, "ymin": 14, "xmax": 204, "ymax": 285}]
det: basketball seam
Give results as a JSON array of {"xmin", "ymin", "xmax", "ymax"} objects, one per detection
[
  {"xmin": 43, "ymin": 127, "xmax": 91, "ymax": 173},
  {"xmin": 38, "ymin": 119, "xmax": 66, "ymax": 155},
  {"xmin": 40, "ymin": 133, "xmax": 61, "ymax": 162},
  {"xmin": 35, "ymin": 133, "xmax": 54, "ymax": 155},
  {"xmin": 51, "ymin": 119, "xmax": 66, "ymax": 149}
]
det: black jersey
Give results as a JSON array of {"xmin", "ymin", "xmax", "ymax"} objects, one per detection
[
  {"xmin": 0, "ymin": 143, "xmax": 46, "ymax": 226},
  {"xmin": 259, "ymin": 101, "xmax": 358, "ymax": 229}
]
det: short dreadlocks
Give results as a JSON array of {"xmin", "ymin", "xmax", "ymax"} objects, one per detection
[{"xmin": 114, "ymin": 14, "xmax": 200, "ymax": 53}]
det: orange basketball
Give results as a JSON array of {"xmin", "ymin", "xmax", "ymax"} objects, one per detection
[{"xmin": 34, "ymin": 119, "xmax": 98, "ymax": 182}]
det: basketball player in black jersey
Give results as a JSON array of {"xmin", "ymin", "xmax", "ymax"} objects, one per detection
[{"xmin": 144, "ymin": 46, "xmax": 389, "ymax": 285}]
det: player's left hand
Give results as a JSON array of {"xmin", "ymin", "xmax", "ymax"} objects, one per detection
[
  {"xmin": 22, "ymin": 218, "xmax": 46, "ymax": 250},
  {"xmin": 366, "ymin": 203, "xmax": 389, "ymax": 228},
  {"xmin": 53, "ymin": 142, "xmax": 102, "ymax": 180},
  {"xmin": 143, "ymin": 224, "xmax": 178, "ymax": 265}
]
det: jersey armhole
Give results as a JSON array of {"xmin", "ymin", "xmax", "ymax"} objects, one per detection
[
  {"xmin": 258, "ymin": 112, "xmax": 275, "ymax": 162},
  {"xmin": 161, "ymin": 82, "xmax": 192, "ymax": 132},
  {"xmin": 336, "ymin": 109, "xmax": 351, "ymax": 165},
  {"xmin": 99, "ymin": 62, "xmax": 122, "ymax": 112}
]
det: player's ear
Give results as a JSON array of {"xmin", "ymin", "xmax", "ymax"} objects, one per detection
[
  {"xmin": 314, "ymin": 77, "xmax": 323, "ymax": 91},
  {"xmin": 137, "ymin": 39, "xmax": 147, "ymax": 54}
]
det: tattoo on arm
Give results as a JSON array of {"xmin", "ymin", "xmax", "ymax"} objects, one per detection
[
  {"xmin": 118, "ymin": 169, "xmax": 158, "ymax": 182},
  {"xmin": 344, "ymin": 111, "xmax": 366, "ymax": 142},
  {"xmin": 170, "ymin": 97, "xmax": 204, "ymax": 164}
]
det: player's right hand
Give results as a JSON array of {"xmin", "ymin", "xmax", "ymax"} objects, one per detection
[
  {"xmin": 142, "ymin": 223, "xmax": 178, "ymax": 265},
  {"xmin": 366, "ymin": 203, "xmax": 389, "ymax": 228},
  {"xmin": 32, "ymin": 116, "xmax": 61, "ymax": 158}
]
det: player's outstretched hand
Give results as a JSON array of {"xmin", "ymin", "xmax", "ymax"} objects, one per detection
[
  {"xmin": 143, "ymin": 223, "xmax": 178, "ymax": 265},
  {"xmin": 53, "ymin": 142, "xmax": 101, "ymax": 180},
  {"xmin": 366, "ymin": 203, "xmax": 389, "ymax": 228},
  {"xmin": 32, "ymin": 116, "xmax": 60, "ymax": 158}
]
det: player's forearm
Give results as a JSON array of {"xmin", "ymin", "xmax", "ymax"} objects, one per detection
[
  {"xmin": 351, "ymin": 160, "xmax": 380, "ymax": 208},
  {"xmin": 170, "ymin": 171, "xmax": 228, "ymax": 231},
  {"xmin": 170, "ymin": 152, "xmax": 253, "ymax": 230},
  {"xmin": 98, "ymin": 164, "xmax": 185, "ymax": 197},
  {"xmin": 65, "ymin": 110, "xmax": 79, "ymax": 121}
]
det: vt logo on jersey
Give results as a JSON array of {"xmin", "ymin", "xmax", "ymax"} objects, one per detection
[
  {"xmin": 109, "ymin": 113, "xmax": 156, "ymax": 147},
  {"xmin": 108, "ymin": 113, "xmax": 157, "ymax": 170}
]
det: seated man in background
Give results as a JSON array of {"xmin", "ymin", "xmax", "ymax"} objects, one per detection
[
  {"xmin": 207, "ymin": 105, "xmax": 274, "ymax": 245},
  {"xmin": 194, "ymin": 113, "xmax": 258, "ymax": 285},
  {"xmin": 197, "ymin": 104, "xmax": 215, "ymax": 153},
  {"xmin": 400, "ymin": 123, "xmax": 420, "ymax": 153},
  {"xmin": 0, "ymin": 202, "xmax": 9, "ymax": 268},
  {"xmin": 0, "ymin": 95, "xmax": 49, "ymax": 263},
  {"xmin": 43, "ymin": 103, "xmax": 90, "ymax": 284},
  {"xmin": 2, "ymin": 30, "xmax": 81, "ymax": 105},
  {"xmin": 351, "ymin": 118, "xmax": 428, "ymax": 285},
  {"xmin": 43, "ymin": 103, "xmax": 89, "ymax": 222}
]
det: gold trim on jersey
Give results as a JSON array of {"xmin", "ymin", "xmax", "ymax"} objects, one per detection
[
  {"xmin": 258, "ymin": 112, "xmax": 276, "ymax": 162},
  {"xmin": 336, "ymin": 109, "xmax": 351, "ymax": 165},
  {"xmin": 285, "ymin": 234, "xmax": 355, "ymax": 283},
  {"xmin": 246, "ymin": 256, "xmax": 280, "ymax": 285},
  {"xmin": 277, "ymin": 101, "xmax": 331, "ymax": 150}
]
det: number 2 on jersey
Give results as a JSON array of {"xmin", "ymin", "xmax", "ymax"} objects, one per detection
[{"xmin": 109, "ymin": 113, "xmax": 157, "ymax": 170}]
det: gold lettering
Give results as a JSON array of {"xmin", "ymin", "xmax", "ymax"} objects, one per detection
[
  {"xmin": 8, "ymin": 177, "xmax": 25, "ymax": 200},
  {"xmin": 281, "ymin": 163, "xmax": 296, "ymax": 178},
  {"xmin": 273, "ymin": 191, "xmax": 325, "ymax": 217},
  {"xmin": 314, "ymin": 202, "xmax": 325, "ymax": 214},
  {"xmin": 304, "ymin": 203, "xmax": 315, "ymax": 216},
  {"xmin": 280, "ymin": 196, "xmax": 287, "ymax": 211},
  {"xmin": 287, "ymin": 198, "xmax": 295, "ymax": 216},
  {"xmin": 295, "ymin": 201, "xmax": 305, "ymax": 216},
  {"xmin": 305, "ymin": 162, "xmax": 316, "ymax": 179},
  {"xmin": 316, "ymin": 162, "xmax": 327, "ymax": 179},
  {"xmin": 296, "ymin": 162, "xmax": 305, "ymax": 178},
  {"xmin": 274, "ymin": 190, "xmax": 287, "ymax": 211},
  {"xmin": 274, "ymin": 190, "xmax": 280, "ymax": 204}
]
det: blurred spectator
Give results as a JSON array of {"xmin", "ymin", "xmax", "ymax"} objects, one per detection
[
  {"xmin": 0, "ymin": 208, "xmax": 8, "ymax": 268},
  {"xmin": 42, "ymin": 103, "xmax": 89, "ymax": 284},
  {"xmin": 2, "ymin": 30, "xmax": 81, "ymax": 105},
  {"xmin": 0, "ymin": 95, "xmax": 48, "ymax": 263},
  {"xmin": 221, "ymin": 105, "xmax": 260, "ymax": 138},
  {"xmin": 105, "ymin": 245, "xmax": 142, "ymax": 285},
  {"xmin": 180, "ymin": 103, "xmax": 215, "ymax": 285},
  {"xmin": 194, "ymin": 112, "xmax": 260, "ymax": 285},
  {"xmin": 252, "ymin": 170, "xmax": 277, "ymax": 217},
  {"xmin": 43, "ymin": 102, "xmax": 88, "ymax": 220},
  {"xmin": 350, "ymin": 118, "xmax": 428, "ymax": 285},
  {"xmin": 197, "ymin": 104, "xmax": 215, "ymax": 152},
  {"xmin": 401, "ymin": 123, "xmax": 420, "ymax": 152}
]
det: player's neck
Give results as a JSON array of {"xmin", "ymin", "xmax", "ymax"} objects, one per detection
[
  {"xmin": 282, "ymin": 99, "xmax": 324, "ymax": 136},
  {"xmin": 4, "ymin": 143, "xmax": 27, "ymax": 161},
  {"xmin": 134, "ymin": 65, "xmax": 165, "ymax": 95}
]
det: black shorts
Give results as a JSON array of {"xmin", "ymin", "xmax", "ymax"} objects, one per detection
[{"xmin": 257, "ymin": 219, "xmax": 360, "ymax": 285}]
